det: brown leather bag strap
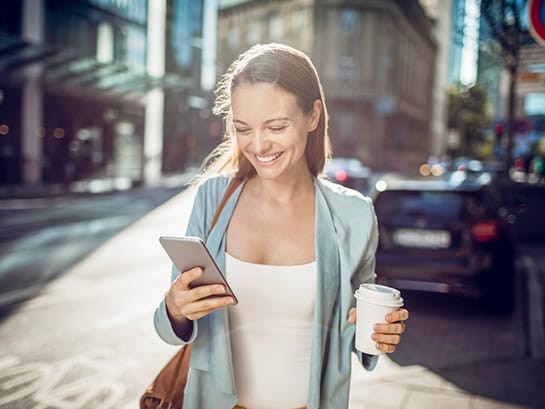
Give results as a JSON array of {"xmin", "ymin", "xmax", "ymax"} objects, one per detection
[
  {"xmin": 209, "ymin": 178, "xmax": 242, "ymax": 232},
  {"xmin": 163, "ymin": 343, "xmax": 192, "ymax": 405}
]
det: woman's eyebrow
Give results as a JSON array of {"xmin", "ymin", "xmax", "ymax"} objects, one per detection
[
  {"xmin": 233, "ymin": 117, "xmax": 291, "ymax": 126},
  {"xmin": 264, "ymin": 117, "xmax": 291, "ymax": 124}
]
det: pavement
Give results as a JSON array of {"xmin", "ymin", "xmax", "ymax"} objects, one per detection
[{"xmin": 1, "ymin": 176, "xmax": 545, "ymax": 409}]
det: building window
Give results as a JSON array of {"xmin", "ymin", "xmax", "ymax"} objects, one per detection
[
  {"xmin": 97, "ymin": 22, "xmax": 114, "ymax": 64},
  {"xmin": 247, "ymin": 20, "xmax": 259, "ymax": 44},
  {"xmin": 338, "ymin": 56, "xmax": 355, "ymax": 82},
  {"xmin": 525, "ymin": 93, "xmax": 545, "ymax": 115},
  {"xmin": 336, "ymin": 109, "xmax": 356, "ymax": 146},
  {"xmin": 340, "ymin": 9, "xmax": 359, "ymax": 33},
  {"xmin": 124, "ymin": 25, "xmax": 147, "ymax": 74},
  {"xmin": 228, "ymin": 22, "xmax": 239, "ymax": 49},
  {"xmin": 291, "ymin": 7, "xmax": 306, "ymax": 32},
  {"xmin": 88, "ymin": 0, "xmax": 147, "ymax": 24},
  {"xmin": 269, "ymin": 12, "xmax": 282, "ymax": 40}
]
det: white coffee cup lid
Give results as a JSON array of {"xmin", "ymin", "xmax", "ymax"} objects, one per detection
[{"xmin": 354, "ymin": 283, "xmax": 404, "ymax": 307}]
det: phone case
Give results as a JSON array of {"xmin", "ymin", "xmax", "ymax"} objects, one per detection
[{"xmin": 159, "ymin": 236, "xmax": 238, "ymax": 304}]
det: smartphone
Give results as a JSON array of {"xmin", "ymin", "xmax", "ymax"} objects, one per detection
[{"xmin": 159, "ymin": 236, "xmax": 238, "ymax": 304}]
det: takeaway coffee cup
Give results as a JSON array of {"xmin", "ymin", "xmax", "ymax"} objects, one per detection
[{"xmin": 354, "ymin": 283, "xmax": 404, "ymax": 355}]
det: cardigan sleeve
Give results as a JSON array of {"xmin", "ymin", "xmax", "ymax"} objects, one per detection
[
  {"xmin": 351, "ymin": 196, "xmax": 380, "ymax": 370},
  {"xmin": 351, "ymin": 196, "xmax": 379, "ymax": 291},
  {"xmin": 153, "ymin": 182, "xmax": 210, "ymax": 345}
]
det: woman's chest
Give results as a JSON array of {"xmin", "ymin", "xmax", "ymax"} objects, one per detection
[{"xmin": 225, "ymin": 198, "xmax": 315, "ymax": 265}]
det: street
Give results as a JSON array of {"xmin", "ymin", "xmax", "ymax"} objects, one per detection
[
  {"xmin": 0, "ymin": 186, "xmax": 544, "ymax": 409},
  {"xmin": 0, "ymin": 186, "xmax": 196, "ymax": 409}
]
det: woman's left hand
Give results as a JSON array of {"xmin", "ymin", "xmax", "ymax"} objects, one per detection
[{"xmin": 348, "ymin": 307, "xmax": 409, "ymax": 354}]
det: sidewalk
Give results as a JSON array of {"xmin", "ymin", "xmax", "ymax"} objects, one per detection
[{"xmin": 349, "ymin": 353, "xmax": 545, "ymax": 409}]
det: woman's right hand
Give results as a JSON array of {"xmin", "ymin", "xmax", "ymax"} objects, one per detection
[{"xmin": 165, "ymin": 267, "xmax": 236, "ymax": 324}]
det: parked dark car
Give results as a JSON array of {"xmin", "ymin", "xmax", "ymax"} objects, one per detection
[
  {"xmin": 324, "ymin": 157, "xmax": 371, "ymax": 193},
  {"xmin": 371, "ymin": 173, "xmax": 516, "ymax": 314}
]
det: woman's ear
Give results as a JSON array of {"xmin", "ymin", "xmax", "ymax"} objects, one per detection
[{"xmin": 308, "ymin": 99, "xmax": 322, "ymax": 132}]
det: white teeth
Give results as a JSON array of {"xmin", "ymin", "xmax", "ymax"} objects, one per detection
[{"xmin": 256, "ymin": 152, "xmax": 282, "ymax": 163}]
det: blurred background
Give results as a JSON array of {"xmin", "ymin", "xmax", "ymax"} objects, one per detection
[{"xmin": 0, "ymin": 0, "xmax": 544, "ymax": 408}]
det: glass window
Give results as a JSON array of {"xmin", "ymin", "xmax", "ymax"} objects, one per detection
[
  {"xmin": 340, "ymin": 9, "xmax": 359, "ymax": 33},
  {"xmin": 291, "ymin": 7, "xmax": 306, "ymax": 32},
  {"xmin": 228, "ymin": 22, "xmax": 239, "ymax": 49},
  {"xmin": 97, "ymin": 22, "xmax": 114, "ymax": 64},
  {"xmin": 269, "ymin": 12, "xmax": 282, "ymax": 40},
  {"xmin": 335, "ymin": 110, "xmax": 355, "ymax": 145},
  {"xmin": 45, "ymin": 9, "xmax": 96, "ymax": 57},
  {"xmin": 169, "ymin": 0, "xmax": 204, "ymax": 72},
  {"xmin": 124, "ymin": 26, "xmax": 146, "ymax": 74},
  {"xmin": 375, "ymin": 191, "xmax": 464, "ymax": 223},
  {"xmin": 524, "ymin": 93, "xmax": 545, "ymax": 115},
  {"xmin": 88, "ymin": 0, "xmax": 147, "ymax": 24},
  {"xmin": 247, "ymin": 21, "xmax": 259, "ymax": 44},
  {"xmin": 338, "ymin": 55, "xmax": 355, "ymax": 82}
]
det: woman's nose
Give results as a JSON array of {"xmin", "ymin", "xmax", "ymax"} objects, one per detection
[{"xmin": 254, "ymin": 130, "xmax": 266, "ymax": 152}]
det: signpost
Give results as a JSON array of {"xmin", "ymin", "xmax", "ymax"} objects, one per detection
[{"xmin": 529, "ymin": 0, "xmax": 545, "ymax": 46}]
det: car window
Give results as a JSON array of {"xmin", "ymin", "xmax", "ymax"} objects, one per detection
[
  {"xmin": 374, "ymin": 190, "xmax": 494, "ymax": 223},
  {"xmin": 375, "ymin": 191, "xmax": 464, "ymax": 222},
  {"xmin": 463, "ymin": 194, "xmax": 487, "ymax": 218}
]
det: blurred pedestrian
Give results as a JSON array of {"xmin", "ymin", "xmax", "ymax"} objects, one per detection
[{"xmin": 154, "ymin": 43, "xmax": 409, "ymax": 409}]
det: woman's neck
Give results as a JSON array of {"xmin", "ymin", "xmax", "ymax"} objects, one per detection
[{"xmin": 247, "ymin": 172, "xmax": 314, "ymax": 205}]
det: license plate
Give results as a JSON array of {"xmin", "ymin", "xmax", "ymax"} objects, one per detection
[{"xmin": 392, "ymin": 228, "xmax": 451, "ymax": 249}]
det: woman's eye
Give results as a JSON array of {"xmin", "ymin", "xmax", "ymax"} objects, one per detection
[
  {"xmin": 269, "ymin": 126, "xmax": 286, "ymax": 133},
  {"xmin": 235, "ymin": 128, "xmax": 251, "ymax": 134}
]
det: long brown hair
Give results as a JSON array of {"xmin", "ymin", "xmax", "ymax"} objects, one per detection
[{"xmin": 201, "ymin": 43, "xmax": 331, "ymax": 179}]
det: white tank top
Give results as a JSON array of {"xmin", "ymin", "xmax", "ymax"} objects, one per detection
[{"xmin": 225, "ymin": 252, "xmax": 317, "ymax": 409}]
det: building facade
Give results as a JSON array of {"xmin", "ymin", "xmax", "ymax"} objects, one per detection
[
  {"xmin": 217, "ymin": 0, "xmax": 437, "ymax": 171},
  {"xmin": 0, "ymin": 0, "xmax": 212, "ymax": 189},
  {"xmin": 477, "ymin": 2, "xmax": 545, "ymax": 132},
  {"xmin": 419, "ymin": 0, "xmax": 453, "ymax": 158}
]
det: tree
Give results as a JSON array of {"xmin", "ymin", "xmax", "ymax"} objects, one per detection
[
  {"xmin": 448, "ymin": 83, "xmax": 491, "ymax": 157},
  {"xmin": 480, "ymin": 0, "xmax": 534, "ymax": 168}
]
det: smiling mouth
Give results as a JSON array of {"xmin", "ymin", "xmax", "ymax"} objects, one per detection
[{"xmin": 255, "ymin": 152, "xmax": 283, "ymax": 163}]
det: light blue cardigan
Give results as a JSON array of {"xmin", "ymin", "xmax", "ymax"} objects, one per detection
[{"xmin": 154, "ymin": 175, "xmax": 379, "ymax": 409}]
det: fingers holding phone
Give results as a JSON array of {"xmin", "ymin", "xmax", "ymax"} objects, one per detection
[{"xmin": 166, "ymin": 267, "xmax": 236, "ymax": 322}]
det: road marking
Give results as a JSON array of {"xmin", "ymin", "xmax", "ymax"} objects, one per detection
[{"xmin": 0, "ymin": 349, "xmax": 137, "ymax": 409}]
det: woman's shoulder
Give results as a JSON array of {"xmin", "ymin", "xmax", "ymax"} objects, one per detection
[
  {"xmin": 316, "ymin": 177, "xmax": 377, "ymax": 236},
  {"xmin": 188, "ymin": 174, "xmax": 233, "ymax": 211},
  {"xmin": 194, "ymin": 174, "xmax": 232, "ymax": 196},
  {"xmin": 317, "ymin": 177, "xmax": 373, "ymax": 209}
]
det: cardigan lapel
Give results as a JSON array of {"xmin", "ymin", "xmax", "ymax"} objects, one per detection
[
  {"xmin": 203, "ymin": 180, "xmax": 246, "ymax": 397},
  {"xmin": 308, "ymin": 179, "xmax": 341, "ymax": 408},
  {"xmin": 314, "ymin": 179, "xmax": 341, "ymax": 323}
]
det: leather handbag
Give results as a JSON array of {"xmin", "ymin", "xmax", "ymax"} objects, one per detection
[
  {"xmin": 140, "ymin": 178, "xmax": 242, "ymax": 409},
  {"xmin": 140, "ymin": 343, "xmax": 193, "ymax": 409}
]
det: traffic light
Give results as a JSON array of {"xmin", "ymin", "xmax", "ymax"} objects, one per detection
[{"xmin": 494, "ymin": 122, "xmax": 504, "ymax": 145}]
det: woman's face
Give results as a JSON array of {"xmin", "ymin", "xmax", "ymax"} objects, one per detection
[{"xmin": 231, "ymin": 82, "xmax": 320, "ymax": 182}]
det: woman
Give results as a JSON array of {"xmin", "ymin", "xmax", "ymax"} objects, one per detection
[{"xmin": 154, "ymin": 43, "xmax": 409, "ymax": 409}]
